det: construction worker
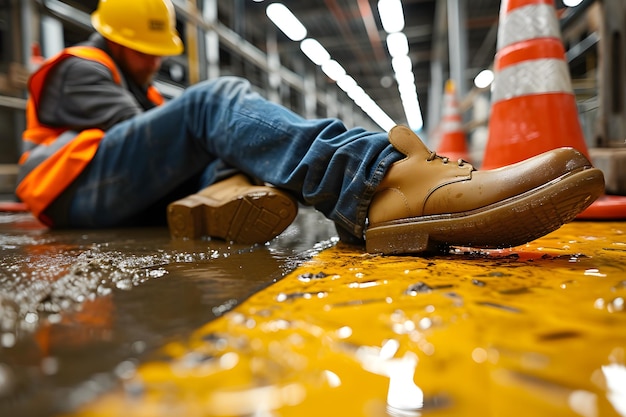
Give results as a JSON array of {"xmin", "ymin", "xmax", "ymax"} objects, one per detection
[{"xmin": 16, "ymin": 0, "xmax": 604, "ymax": 255}]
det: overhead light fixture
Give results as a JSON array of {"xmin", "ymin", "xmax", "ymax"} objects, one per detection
[
  {"xmin": 365, "ymin": 105, "xmax": 396, "ymax": 132},
  {"xmin": 402, "ymin": 98, "xmax": 423, "ymax": 130},
  {"xmin": 377, "ymin": 0, "xmax": 422, "ymax": 129},
  {"xmin": 336, "ymin": 74, "xmax": 358, "ymax": 93},
  {"xmin": 321, "ymin": 60, "xmax": 346, "ymax": 81},
  {"xmin": 300, "ymin": 38, "xmax": 331, "ymax": 66},
  {"xmin": 265, "ymin": 3, "xmax": 396, "ymax": 131},
  {"xmin": 474, "ymin": 69, "xmax": 494, "ymax": 89},
  {"xmin": 266, "ymin": 3, "xmax": 307, "ymax": 41},
  {"xmin": 395, "ymin": 70, "xmax": 414, "ymax": 85},
  {"xmin": 386, "ymin": 32, "xmax": 409, "ymax": 57},
  {"xmin": 377, "ymin": 0, "xmax": 405, "ymax": 33},
  {"xmin": 391, "ymin": 55, "xmax": 412, "ymax": 74},
  {"xmin": 398, "ymin": 82, "xmax": 417, "ymax": 99}
]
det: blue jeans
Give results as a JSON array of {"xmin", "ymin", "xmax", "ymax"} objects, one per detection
[{"xmin": 54, "ymin": 77, "xmax": 403, "ymax": 240}]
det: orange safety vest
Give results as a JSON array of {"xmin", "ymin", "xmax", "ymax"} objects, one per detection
[{"xmin": 16, "ymin": 46, "xmax": 164, "ymax": 225}]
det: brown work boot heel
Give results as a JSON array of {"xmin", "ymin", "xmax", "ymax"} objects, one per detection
[
  {"xmin": 167, "ymin": 195, "xmax": 206, "ymax": 239},
  {"xmin": 167, "ymin": 174, "xmax": 298, "ymax": 244}
]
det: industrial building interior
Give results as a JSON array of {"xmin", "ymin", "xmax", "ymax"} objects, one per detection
[
  {"xmin": 1, "ymin": 1, "xmax": 626, "ymax": 417},
  {"xmin": 1, "ymin": 0, "xmax": 624, "ymax": 200}
]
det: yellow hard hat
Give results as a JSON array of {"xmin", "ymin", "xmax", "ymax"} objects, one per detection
[{"xmin": 91, "ymin": 0, "xmax": 184, "ymax": 56}]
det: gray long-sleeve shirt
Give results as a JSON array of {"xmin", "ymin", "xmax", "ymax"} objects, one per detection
[{"xmin": 37, "ymin": 33, "xmax": 158, "ymax": 132}]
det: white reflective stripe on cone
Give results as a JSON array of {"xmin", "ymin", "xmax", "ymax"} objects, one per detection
[
  {"xmin": 492, "ymin": 58, "xmax": 573, "ymax": 103},
  {"xmin": 442, "ymin": 105, "xmax": 459, "ymax": 117},
  {"xmin": 497, "ymin": 4, "xmax": 561, "ymax": 50},
  {"xmin": 440, "ymin": 120, "xmax": 463, "ymax": 132}
]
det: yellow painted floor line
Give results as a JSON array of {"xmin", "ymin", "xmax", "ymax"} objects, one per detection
[{"xmin": 66, "ymin": 222, "xmax": 626, "ymax": 417}]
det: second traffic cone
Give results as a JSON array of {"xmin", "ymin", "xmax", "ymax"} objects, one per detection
[
  {"xmin": 481, "ymin": 0, "xmax": 590, "ymax": 170},
  {"xmin": 436, "ymin": 80, "xmax": 470, "ymax": 163},
  {"xmin": 30, "ymin": 42, "xmax": 45, "ymax": 72}
]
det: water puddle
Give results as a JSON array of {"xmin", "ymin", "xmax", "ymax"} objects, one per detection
[
  {"xmin": 58, "ymin": 221, "xmax": 626, "ymax": 417},
  {"xmin": 0, "ymin": 208, "xmax": 337, "ymax": 416},
  {"xmin": 2, "ymin": 212, "xmax": 625, "ymax": 417}
]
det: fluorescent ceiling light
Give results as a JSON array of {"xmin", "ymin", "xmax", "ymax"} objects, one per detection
[
  {"xmin": 264, "ymin": 4, "xmax": 397, "ymax": 131},
  {"xmin": 391, "ymin": 55, "xmax": 412, "ymax": 74},
  {"xmin": 404, "ymin": 99, "xmax": 423, "ymax": 131},
  {"xmin": 336, "ymin": 74, "xmax": 357, "ymax": 92},
  {"xmin": 474, "ymin": 69, "xmax": 494, "ymax": 89},
  {"xmin": 300, "ymin": 38, "xmax": 330, "ymax": 66},
  {"xmin": 386, "ymin": 32, "xmax": 409, "ymax": 57},
  {"xmin": 365, "ymin": 105, "xmax": 396, "ymax": 132},
  {"xmin": 266, "ymin": 3, "xmax": 307, "ymax": 41},
  {"xmin": 395, "ymin": 70, "xmax": 414, "ymax": 85},
  {"xmin": 348, "ymin": 86, "xmax": 367, "ymax": 102},
  {"xmin": 321, "ymin": 60, "xmax": 346, "ymax": 81},
  {"xmin": 377, "ymin": 0, "xmax": 405, "ymax": 33},
  {"xmin": 400, "ymin": 86, "xmax": 417, "ymax": 105}
]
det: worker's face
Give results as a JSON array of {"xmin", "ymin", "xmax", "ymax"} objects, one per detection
[{"xmin": 110, "ymin": 43, "xmax": 162, "ymax": 86}]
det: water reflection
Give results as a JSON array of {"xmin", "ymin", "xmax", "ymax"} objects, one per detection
[
  {"xmin": 3, "ymin": 212, "xmax": 624, "ymax": 416},
  {"xmin": 602, "ymin": 363, "xmax": 626, "ymax": 417},
  {"xmin": 355, "ymin": 340, "xmax": 424, "ymax": 414},
  {"xmin": 206, "ymin": 382, "xmax": 307, "ymax": 415},
  {"xmin": 0, "ymin": 208, "xmax": 339, "ymax": 417}
]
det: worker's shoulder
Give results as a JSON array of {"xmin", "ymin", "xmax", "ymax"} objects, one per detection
[{"xmin": 55, "ymin": 53, "xmax": 117, "ymax": 84}]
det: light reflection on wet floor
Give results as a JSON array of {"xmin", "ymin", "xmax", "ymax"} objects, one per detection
[
  {"xmin": 0, "ymin": 207, "xmax": 337, "ymax": 417},
  {"xmin": 65, "ymin": 221, "xmax": 626, "ymax": 417},
  {"xmin": 1, "ymin": 209, "xmax": 626, "ymax": 417}
]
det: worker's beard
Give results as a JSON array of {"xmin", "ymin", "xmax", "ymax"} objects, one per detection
[
  {"xmin": 127, "ymin": 69, "xmax": 156, "ymax": 87},
  {"xmin": 113, "ymin": 45, "xmax": 160, "ymax": 87}
]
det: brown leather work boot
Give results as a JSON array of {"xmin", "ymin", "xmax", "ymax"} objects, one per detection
[
  {"xmin": 366, "ymin": 125, "xmax": 605, "ymax": 254},
  {"xmin": 167, "ymin": 174, "xmax": 297, "ymax": 244}
]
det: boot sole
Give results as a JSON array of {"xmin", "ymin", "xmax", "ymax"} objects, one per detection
[
  {"xmin": 365, "ymin": 168, "xmax": 605, "ymax": 255},
  {"xmin": 167, "ymin": 191, "xmax": 297, "ymax": 244}
]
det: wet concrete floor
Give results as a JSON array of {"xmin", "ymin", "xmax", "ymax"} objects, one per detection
[
  {"xmin": 1, "ymin": 206, "xmax": 626, "ymax": 417},
  {"xmin": 0, "ymin": 206, "xmax": 337, "ymax": 417}
]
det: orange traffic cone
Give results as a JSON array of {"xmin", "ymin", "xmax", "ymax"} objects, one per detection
[
  {"xmin": 482, "ymin": 0, "xmax": 589, "ymax": 169},
  {"xmin": 436, "ymin": 80, "xmax": 470, "ymax": 162},
  {"xmin": 482, "ymin": 0, "xmax": 625, "ymax": 219},
  {"xmin": 30, "ymin": 42, "xmax": 45, "ymax": 72}
]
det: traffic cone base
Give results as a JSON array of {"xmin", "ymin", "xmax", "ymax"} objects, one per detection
[
  {"xmin": 576, "ymin": 195, "xmax": 626, "ymax": 220},
  {"xmin": 0, "ymin": 201, "xmax": 28, "ymax": 212}
]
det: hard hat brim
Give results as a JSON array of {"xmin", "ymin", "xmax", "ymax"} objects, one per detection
[{"xmin": 91, "ymin": 11, "xmax": 184, "ymax": 57}]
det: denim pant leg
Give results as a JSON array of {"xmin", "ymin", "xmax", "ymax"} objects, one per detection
[{"xmin": 65, "ymin": 76, "xmax": 402, "ymax": 239}]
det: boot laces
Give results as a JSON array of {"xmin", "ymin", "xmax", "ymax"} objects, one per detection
[{"xmin": 427, "ymin": 151, "xmax": 467, "ymax": 167}]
